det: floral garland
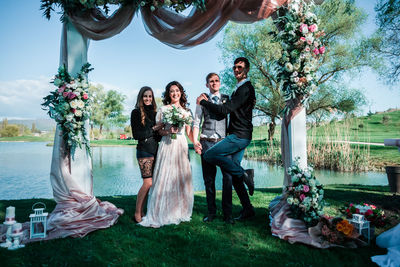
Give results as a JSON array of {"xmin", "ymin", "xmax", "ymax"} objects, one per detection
[
  {"xmin": 42, "ymin": 63, "xmax": 93, "ymax": 157},
  {"xmin": 40, "ymin": 0, "xmax": 206, "ymax": 20},
  {"xmin": 286, "ymin": 161, "xmax": 325, "ymax": 227},
  {"xmin": 274, "ymin": 0, "xmax": 325, "ymax": 107}
]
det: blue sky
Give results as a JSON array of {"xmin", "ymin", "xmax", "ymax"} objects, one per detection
[{"xmin": 0, "ymin": 0, "xmax": 399, "ymax": 121}]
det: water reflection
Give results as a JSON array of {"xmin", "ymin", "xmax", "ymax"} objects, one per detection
[{"xmin": 0, "ymin": 142, "xmax": 388, "ymax": 200}]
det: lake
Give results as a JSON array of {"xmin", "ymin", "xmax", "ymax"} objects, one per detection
[{"xmin": 0, "ymin": 142, "xmax": 388, "ymax": 200}]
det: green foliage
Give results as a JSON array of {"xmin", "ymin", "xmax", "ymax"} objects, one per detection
[
  {"xmin": 40, "ymin": 0, "xmax": 206, "ymax": 21},
  {"xmin": 375, "ymin": 0, "xmax": 400, "ymax": 83},
  {"xmin": 89, "ymin": 84, "xmax": 128, "ymax": 135},
  {"xmin": 0, "ymin": 124, "xmax": 19, "ymax": 137}
]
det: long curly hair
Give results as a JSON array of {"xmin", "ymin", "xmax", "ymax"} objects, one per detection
[
  {"xmin": 162, "ymin": 81, "xmax": 188, "ymax": 110},
  {"xmin": 135, "ymin": 86, "xmax": 157, "ymax": 126}
]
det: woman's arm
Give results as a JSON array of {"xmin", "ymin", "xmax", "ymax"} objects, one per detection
[{"xmin": 186, "ymin": 124, "xmax": 195, "ymax": 143}]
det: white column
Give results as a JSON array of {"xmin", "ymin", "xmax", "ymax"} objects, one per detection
[{"xmin": 288, "ymin": 108, "xmax": 307, "ymax": 169}]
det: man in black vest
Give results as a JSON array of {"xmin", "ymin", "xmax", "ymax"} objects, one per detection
[
  {"xmin": 193, "ymin": 73, "xmax": 235, "ymax": 224},
  {"xmin": 196, "ymin": 57, "xmax": 256, "ymax": 221}
]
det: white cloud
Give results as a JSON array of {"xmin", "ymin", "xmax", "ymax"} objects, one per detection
[{"xmin": 0, "ymin": 77, "xmax": 53, "ymax": 119}]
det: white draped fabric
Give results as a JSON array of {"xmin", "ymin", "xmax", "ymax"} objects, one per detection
[{"xmin": 371, "ymin": 223, "xmax": 400, "ymax": 267}]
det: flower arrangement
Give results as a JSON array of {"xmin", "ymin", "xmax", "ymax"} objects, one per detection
[
  {"xmin": 286, "ymin": 161, "xmax": 325, "ymax": 227},
  {"xmin": 342, "ymin": 203, "xmax": 387, "ymax": 228},
  {"xmin": 274, "ymin": 0, "xmax": 325, "ymax": 107},
  {"xmin": 162, "ymin": 105, "xmax": 192, "ymax": 139},
  {"xmin": 40, "ymin": 0, "xmax": 206, "ymax": 20},
  {"xmin": 42, "ymin": 63, "xmax": 93, "ymax": 157},
  {"xmin": 320, "ymin": 216, "xmax": 357, "ymax": 245}
]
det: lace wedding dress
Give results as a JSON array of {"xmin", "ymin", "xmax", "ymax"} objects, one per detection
[{"xmin": 139, "ymin": 105, "xmax": 193, "ymax": 228}]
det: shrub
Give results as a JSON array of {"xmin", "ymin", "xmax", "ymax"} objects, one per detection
[
  {"xmin": 0, "ymin": 125, "xmax": 20, "ymax": 137},
  {"xmin": 382, "ymin": 115, "xmax": 390, "ymax": 124}
]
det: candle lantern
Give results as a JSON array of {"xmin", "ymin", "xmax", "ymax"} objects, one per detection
[
  {"xmin": 350, "ymin": 214, "xmax": 371, "ymax": 243},
  {"xmin": 29, "ymin": 202, "xmax": 48, "ymax": 239}
]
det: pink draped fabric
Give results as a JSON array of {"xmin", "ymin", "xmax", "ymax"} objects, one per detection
[
  {"xmin": 65, "ymin": 1, "xmax": 288, "ymax": 48},
  {"xmin": 141, "ymin": 0, "xmax": 288, "ymax": 49},
  {"xmin": 45, "ymin": 127, "xmax": 123, "ymax": 239},
  {"xmin": 68, "ymin": 5, "xmax": 136, "ymax": 41}
]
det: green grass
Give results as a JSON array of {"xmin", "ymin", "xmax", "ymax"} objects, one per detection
[
  {"xmin": 309, "ymin": 110, "xmax": 400, "ymax": 144},
  {"xmin": 1, "ymin": 186, "xmax": 398, "ymax": 266},
  {"xmin": 90, "ymin": 139, "xmax": 137, "ymax": 146},
  {"xmin": 0, "ymin": 135, "xmax": 53, "ymax": 142}
]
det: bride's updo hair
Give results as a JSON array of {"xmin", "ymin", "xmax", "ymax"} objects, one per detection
[{"xmin": 162, "ymin": 81, "xmax": 188, "ymax": 110}]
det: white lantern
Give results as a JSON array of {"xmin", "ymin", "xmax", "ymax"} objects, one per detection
[
  {"xmin": 29, "ymin": 202, "xmax": 48, "ymax": 239},
  {"xmin": 350, "ymin": 214, "xmax": 371, "ymax": 243}
]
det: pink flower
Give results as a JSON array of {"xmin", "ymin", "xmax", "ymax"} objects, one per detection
[
  {"xmin": 313, "ymin": 48, "xmax": 320, "ymax": 55},
  {"xmin": 57, "ymin": 85, "xmax": 66, "ymax": 94},
  {"xmin": 68, "ymin": 92, "xmax": 77, "ymax": 100},
  {"xmin": 303, "ymin": 185, "xmax": 310, "ymax": 192},
  {"xmin": 63, "ymin": 92, "xmax": 69, "ymax": 98},
  {"xmin": 308, "ymin": 24, "xmax": 318, "ymax": 32},
  {"xmin": 71, "ymin": 108, "xmax": 76, "ymax": 114},
  {"xmin": 300, "ymin": 194, "xmax": 306, "ymax": 201},
  {"xmin": 300, "ymin": 37, "xmax": 306, "ymax": 42},
  {"xmin": 300, "ymin": 24, "xmax": 308, "ymax": 33},
  {"xmin": 319, "ymin": 46, "xmax": 325, "ymax": 54},
  {"xmin": 350, "ymin": 203, "xmax": 354, "ymax": 207},
  {"xmin": 305, "ymin": 46, "xmax": 311, "ymax": 52},
  {"xmin": 83, "ymin": 93, "xmax": 88, "ymax": 100}
]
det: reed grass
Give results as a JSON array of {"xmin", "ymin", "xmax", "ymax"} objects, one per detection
[{"xmin": 245, "ymin": 119, "xmax": 371, "ymax": 172}]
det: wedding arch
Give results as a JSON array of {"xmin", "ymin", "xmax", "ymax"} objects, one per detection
[{"xmin": 33, "ymin": 0, "xmax": 325, "ymax": 242}]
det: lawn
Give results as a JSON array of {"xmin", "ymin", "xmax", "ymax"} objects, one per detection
[{"xmin": 1, "ymin": 185, "xmax": 398, "ymax": 266}]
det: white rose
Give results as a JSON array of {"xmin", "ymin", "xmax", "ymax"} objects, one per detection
[
  {"xmin": 294, "ymin": 63, "xmax": 301, "ymax": 70},
  {"xmin": 70, "ymin": 100, "xmax": 78, "ymax": 109},
  {"xmin": 77, "ymin": 100, "xmax": 84, "ymax": 109},
  {"xmin": 304, "ymin": 66, "xmax": 311, "ymax": 73},
  {"xmin": 285, "ymin": 63, "xmax": 293, "ymax": 72},
  {"xmin": 75, "ymin": 110, "xmax": 83, "ymax": 117}
]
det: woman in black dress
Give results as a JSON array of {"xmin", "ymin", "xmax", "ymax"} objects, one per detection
[{"xmin": 131, "ymin": 86, "xmax": 161, "ymax": 223}]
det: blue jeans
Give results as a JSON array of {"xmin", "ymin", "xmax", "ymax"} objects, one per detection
[{"xmin": 203, "ymin": 134, "xmax": 251, "ymax": 178}]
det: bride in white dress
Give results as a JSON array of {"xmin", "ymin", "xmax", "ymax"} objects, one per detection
[{"xmin": 139, "ymin": 81, "xmax": 195, "ymax": 228}]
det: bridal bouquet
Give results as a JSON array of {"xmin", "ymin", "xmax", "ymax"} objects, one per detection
[
  {"xmin": 42, "ymin": 63, "xmax": 93, "ymax": 157},
  {"xmin": 162, "ymin": 106, "xmax": 192, "ymax": 139},
  {"xmin": 286, "ymin": 161, "xmax": 325, "ymax": 227},
  {"xmin": 274, "ymin": 0, "xmax": 326, "ymax": 107},
  {"xmin": 342, "ymin": 203, "xmax": 387, "ymax": 228}
]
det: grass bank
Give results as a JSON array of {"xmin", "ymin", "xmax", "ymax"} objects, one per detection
[{"xmin": 1, "ymin": 185, "xmax": 398, "ymax": 266}]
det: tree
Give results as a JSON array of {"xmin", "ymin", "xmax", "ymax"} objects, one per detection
[
  {"xmin": 0, "ymin": 124, "xmax": 19, "ymax": 137},
  {"xmin": 89, "ymin": 84, "xmax": 128, "ymax": 137},
  {"xmin": 375, "ymin": 0, "xmax": 400, "ymax": 83},
  {"xmin": 218, "ymin": 0, "xmax": 380, "ymax": 139},
  {"xmin": 1, "ymin": 118, "xmax": 8, "ymax": 129},
  {"xmin": 89, "ymin": 83, "xmax": 106, "ymax": 137}
]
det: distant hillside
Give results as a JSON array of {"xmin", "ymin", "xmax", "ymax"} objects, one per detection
[
  {"xmin": 7, "ymin": 118, "xmax": 56, "ymax": 131},
  {"xmin": 309, "ymin": 109, "xmax": 400, "ymax": 143}
]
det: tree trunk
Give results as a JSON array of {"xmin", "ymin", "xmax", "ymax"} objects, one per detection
[
  {"xmin": 99, "ymin": 124, "xmax": 103, "ymax": 139},
  {"xmin": 268, "ymin": 120, "xmax": 276, "ymax": 140}
]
